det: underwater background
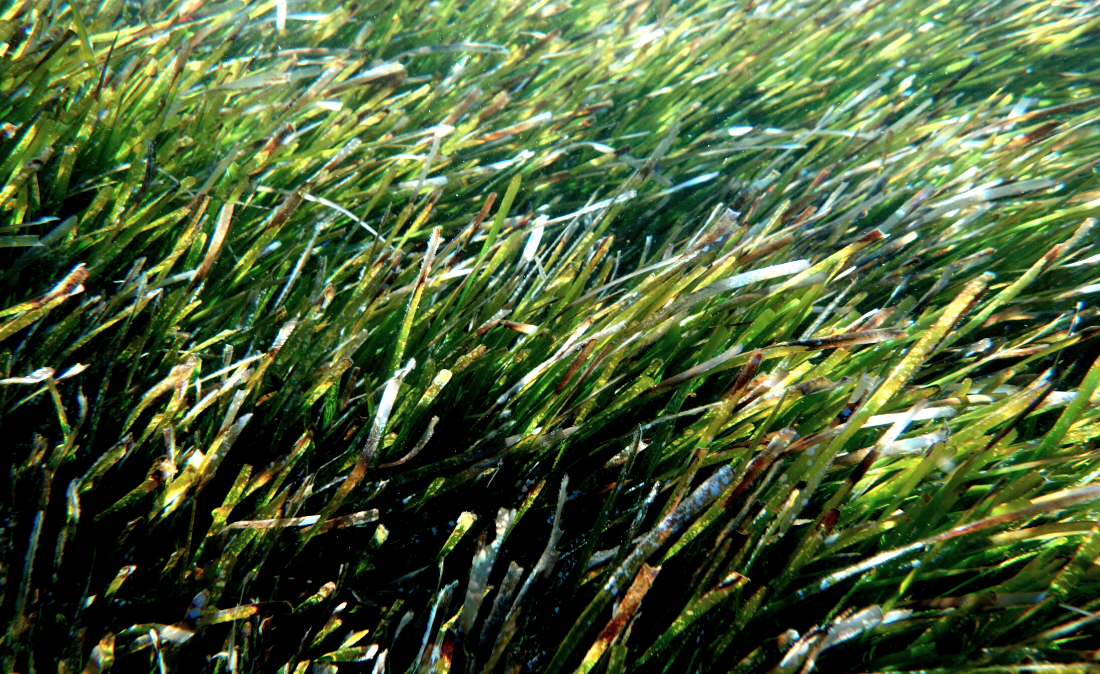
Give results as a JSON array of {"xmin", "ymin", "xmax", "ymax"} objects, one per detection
[{"xmin": 2, "ymin": 0, "xmax": 1100, "ymax": 672}]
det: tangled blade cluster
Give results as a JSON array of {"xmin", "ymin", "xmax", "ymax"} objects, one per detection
[{"xmin": 2, "ymin": 0, "xmax": 1100, "ymax": 671}]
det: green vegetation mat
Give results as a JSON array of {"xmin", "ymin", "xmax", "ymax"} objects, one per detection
[{"xmin": 2, "ymin": 0, "xmax": 1100, "ymax": 671}]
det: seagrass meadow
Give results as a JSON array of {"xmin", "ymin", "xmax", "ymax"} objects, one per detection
[{"xmin": 5, "ymin": 0, "xmax": 1100, "ymax": 672}]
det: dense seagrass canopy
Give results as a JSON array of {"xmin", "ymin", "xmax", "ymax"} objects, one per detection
[{"xmin": 2, "ymin": 0, "xmax": 1100, "ymax": 672}]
